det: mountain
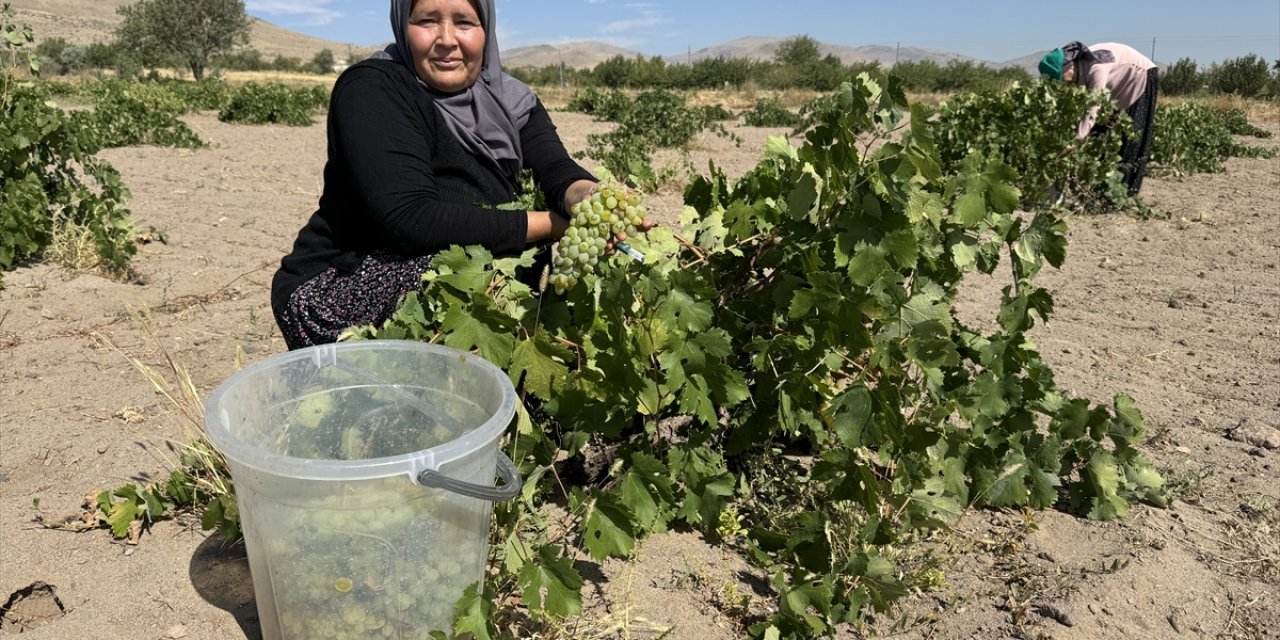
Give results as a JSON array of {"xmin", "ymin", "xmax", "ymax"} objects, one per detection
[
  {"xmin": 7, "ymin": 0, "xmax": 375, "ymax": 63},
  {"xmin": 666, "ymin": 36, "xmax": 977, "ymax": 67},
  {"xmin": 503, "ymin": 42, "xmax": 642, "ymax": 70},
  {"xmin": 1000, "ymin": 50, "xmax": 1053, "ymax": 76}
]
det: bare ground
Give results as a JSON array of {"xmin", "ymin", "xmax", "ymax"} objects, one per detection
[{"xmin": 1, "ymin": 110, "xmax": 1277, "ymax": 640}]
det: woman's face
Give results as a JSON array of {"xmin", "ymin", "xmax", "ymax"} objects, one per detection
[
  {"xmin": 407, "ymin": 0, "xmax": 485, "ymax": 93},
  {"xmin": 1063, "ymin": 64, "xmax": 1077, "ymax": 83}
]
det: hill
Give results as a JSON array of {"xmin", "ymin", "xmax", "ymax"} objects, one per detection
[
  {"xmin": 1000, "ymin": 50, "xmax": 1053, "ymax": 76},
  {"xmin": 7, "ymin": 0, "xmax": 375, "ymax": 63},
  {"xmin": 503, "ymin": 41, "xmax": 641, "ymax": 70}
]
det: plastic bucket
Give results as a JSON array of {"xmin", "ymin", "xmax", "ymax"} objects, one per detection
[{"xmin": 203, "ymin": 341, "xmax": 520, "ymax": 639}]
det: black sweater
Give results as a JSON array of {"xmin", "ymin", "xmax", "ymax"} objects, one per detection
[{"xmin": 271, "ymin": 59, "xmax": 594, "ymax": 316}]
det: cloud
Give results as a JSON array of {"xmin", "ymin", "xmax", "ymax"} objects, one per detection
[
  {"xmin": 246, "ymin": 0, "xmax": 344, "ymax": 27},
  {"xmin": 598, "ymin": 3, "xmax": 668, "ymax": 36}
]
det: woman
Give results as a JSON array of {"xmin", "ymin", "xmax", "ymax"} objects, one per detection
[
  {"xmin": 1040, "ymin": 41, "xmax": 1159, "ymax": 196},
  {"xmin": 272, "ymin": 0, "xmax": 609, "ymax": 349}
]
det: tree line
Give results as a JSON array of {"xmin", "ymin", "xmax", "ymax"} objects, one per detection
[
  {"xmin": 1161, "ymin": 54, "xmax": 1280, "ymax": 98},
  {"xmin": 509, "ymin": 36, "xmax": 1035, "ymax": 93}
]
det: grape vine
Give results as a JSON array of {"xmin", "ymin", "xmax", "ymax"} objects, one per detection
[
  {"xmin": 352, "ymin": 72, "xmax": 1167, "ymax": 639},
  {"xmin": 1, "ymin": 6, "xmax": 135, "ymax": 287}
]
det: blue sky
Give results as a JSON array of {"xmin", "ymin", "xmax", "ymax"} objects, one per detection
[{"xmin": 245, "ymin": 0, "xmax": 1280, "ymax": 65}]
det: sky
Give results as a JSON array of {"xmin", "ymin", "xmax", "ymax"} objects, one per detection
[{"xmin": 245, "ymin": 0, "xmax": 1280, "ymax": 66}]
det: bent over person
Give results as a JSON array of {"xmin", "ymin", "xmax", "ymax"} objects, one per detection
[
  {"xmin": 272, "ymin": 0, "xmax": 610, "ymax": 349},
  {"xmin": 1040, "ymin": 41, "xmax": 1159, "ymax": 196}
]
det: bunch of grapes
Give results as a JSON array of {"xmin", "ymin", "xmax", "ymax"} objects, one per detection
[
  {"xmin": 549, "ymin": 179, "xmax": 647, "ymax": 294},
  {"xmin": 262, "ymin": 480, "xmax": 483, "ymax": 638}
]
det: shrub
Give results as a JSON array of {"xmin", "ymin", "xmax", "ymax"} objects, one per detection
[
  {"xmin": 78, "ymin": 80, "xmax": 205, "ymax": 149},
  {"xmin": 1151, "ymin": 103, "xmax": 1276, "ymax": 175},
  {"xmin": 218, "ymin": 82, "xmax": 321, "ymax": 126},
  {"xmin": 1161, "ymin": 57, "xmax": 1203, "ymax": 96},
  {"xmin": 2, "ymin": 76, "xmax": 135, "ymax": 286},
  {"xmin": 742, "ymin": 96, "xmax": 801, "ymax": 127},
  {"xmin": 1207, "ymin": 54, "xmax": 1271, "ymax": 97},
  {"xmin": 565, "ymin": 87, "xmax": 631, "ymax": 121}
]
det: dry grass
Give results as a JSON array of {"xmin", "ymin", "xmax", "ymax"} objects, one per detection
[
  {"xmin": 42, "ymin": 215, "xmax": 140, "ymax": 284},
  {"xmin": 97, "ymin": 309, "xmax": 236, "ymax": 502},
  {"xmin": 43, "ymin": 218, "xmax": 105, "ymax": 275},
  {"xmin": 217, "ymin": 69, "xmax": 337, "ymax": 89},
  {"xmin": 1162, "ymin": 94, "xmax": 1280, "ymax": 122}
]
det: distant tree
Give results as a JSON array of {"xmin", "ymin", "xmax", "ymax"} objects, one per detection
[
  {"xmin": 628, "ymin": 54, "xmax": 672, "ymax": 88},
  {"xmin": 83, "ymin": 41, "xmax": 122, "ymax": 70},
  {"xmin": 115, "ymin": 0, "xmax": 251, "ymax": 81},
  {"xmin": 994, "ymin": 65, "xmax": 1032, "ymax": 87},
  {"xmin": 592, "ymin": 54, "xmax": 630, "ymax": 88},
  {"xmin": 309, "ymin": 48, "xmax": 335, "ymax": 75},
  {"xmin": 774, "ymin": 35, "xmax": 822, "ymax": 67},
  {"xmin": 1207, "ymin": 54, "xmax": 1270, "ymax": 97},
  {"xmin": 34, "ymin": 37, "xmax": 69, "ymax": 63},
  {"xmin": 803, "ymin": 54, "xmax": 845, "ymax": 91},
  {"xmin": 688, "ymin": 56, "xmax": 754, "ymax": 89},
  {"xmin": 891, "ymin": 59, "xmax": 942, "ymax": 93},
  {"xmin": 271, "ymin": 54, "xmax": 303, "ymax": 72},
  {"xmin": 34, "ymin": 37, "xmax": 85, "ymax": 75},
  {"xmin": 1161, "ymin": 57, "xmax": 1202, "ymax": 96},
  {"xmin": 214, "ymin": 47, "xmax": 266, "ymax": 71}
]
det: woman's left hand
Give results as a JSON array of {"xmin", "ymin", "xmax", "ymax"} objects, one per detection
[{"xmin": 605, "ymin": 219, "xmax": 657, "ymax": 252}]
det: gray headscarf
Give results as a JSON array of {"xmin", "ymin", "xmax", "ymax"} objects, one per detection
[{"xmin": 374, "ymin": 0, "xmax": 536, "ymax": 180}]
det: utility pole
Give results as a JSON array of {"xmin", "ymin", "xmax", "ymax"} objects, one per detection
[
  {"xmin": 1151, "ymin": 37, "xmax": 1157, "ymax": 63},
  {"xmin": 895, "ymin": 41, "xmax": 901, "ymax": 66}
]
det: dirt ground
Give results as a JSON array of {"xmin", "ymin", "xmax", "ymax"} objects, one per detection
[{"xmin": 1, "ymin": 106, "xmax": 1278, "ymax": 640}]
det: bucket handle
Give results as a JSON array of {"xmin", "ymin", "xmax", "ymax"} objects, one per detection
[{"xmin": 416, "ymin": 451, "xmax": 522, "ymax": 501}]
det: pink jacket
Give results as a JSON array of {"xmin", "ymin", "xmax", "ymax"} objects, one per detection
[{"xmin": 1076, "ymin": 42, "xmax": 1157, "ymax": 138}]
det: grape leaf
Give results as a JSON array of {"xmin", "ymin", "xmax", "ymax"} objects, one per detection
[
  {"xmin": 440, "ymin": 303, "xmax": 515, "ymax": 366},
  {"xmin": 518, "ymin": 546, "xmax": 584, "ymax": 618},
  {"xmin": 619, "ymin": 453, "xmax": 674, "ymax": 531},
  {"xmin": 910, "ymin": 478, "xmax": 964, "ymax": 524},
  {"xmin": 1110, "ymin": 394, "xmax": 1146, "ymax": 446},
  {"xmin": 829, "ymin": 385, "xmax": 873, "ymax": 448},
  {"xmin": 583, "ymin": 492, "xmax": 636, "ymax": 561},
  {"xmin": 509, "ymin": 330, "xmax": 570, "ymax": 398},
  {"xmin": 1085, "ymin": 451, "xmax": 1129, "ymax": 520},
  {"xmin": 106, "ymin": 494, "xmax": 141, "ymax": 538},
  {"xmin": 427, "ymin": 246, "xmax": 494, "ymax": 293},
  {"xmin": 985, "ymin": 452, "xmax": 1031, "ymax": 508},
  {"xmin": 451, "ymin": 583, "xmax": 493, "ymax": 640}
]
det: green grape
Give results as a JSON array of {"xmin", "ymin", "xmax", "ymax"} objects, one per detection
[{"xmin": 551, "ymin": 178, "xmax": 649, "ymax": 295}]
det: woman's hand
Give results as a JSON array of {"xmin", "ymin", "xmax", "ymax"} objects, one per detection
[
  {"xmin": 526, "ymin": 210, "xmax": 569, "ymax": 244},
  {"xmin": 563, "ymin": 178, "xmax": 657, "ymax": 251},
  {"xmin": 562, "ymin": 179, "xmax": 598, "ymax": 213},
  {"xmin": 605, "ymin": 218, "xmax": 657, "ymax": 252}
]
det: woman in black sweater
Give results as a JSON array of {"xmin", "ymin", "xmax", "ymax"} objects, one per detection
[{"xmin": 272, "ymin": 0, "xmax": 600, "ymax": 349}]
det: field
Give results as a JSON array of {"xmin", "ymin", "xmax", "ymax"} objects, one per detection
[{"xmin": 1, "ymin": 101, "xmax": 1278, "ymax": 639}]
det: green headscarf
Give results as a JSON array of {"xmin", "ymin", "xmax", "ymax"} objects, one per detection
[{"xmin": 1039, "ymin": 48, "xmax": 1065, "ymax": 80}]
